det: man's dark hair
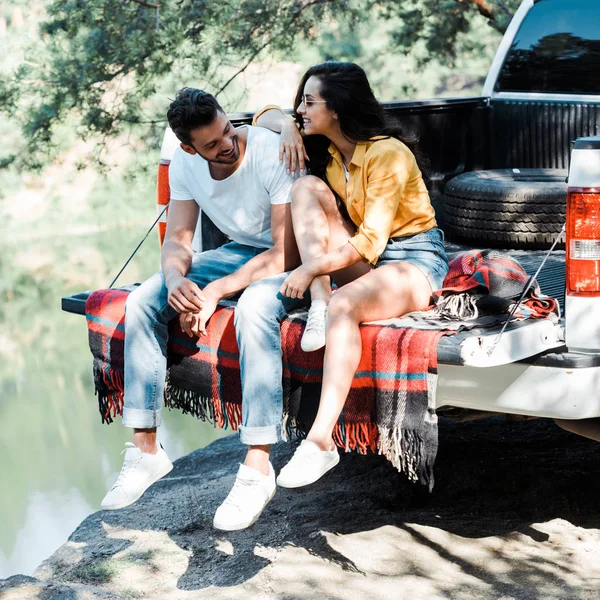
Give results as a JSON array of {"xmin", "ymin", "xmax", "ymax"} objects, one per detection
[{"xmin": 167, "ymin": 88, "xmax": 223, "ymax": 145}]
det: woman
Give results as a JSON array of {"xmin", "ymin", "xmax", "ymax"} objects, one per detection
[{"xmin": 254, "ymin": 62, "xmax": 449, "ymax": 487}]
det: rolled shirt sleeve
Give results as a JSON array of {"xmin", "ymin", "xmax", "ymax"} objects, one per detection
[
  {"xmin": 252, "ymin": 104, "xmax": 291, "ymax": 127},
  {"xmin": 348, "ymin": 147, "xmax": 411, "ymax": 264}
]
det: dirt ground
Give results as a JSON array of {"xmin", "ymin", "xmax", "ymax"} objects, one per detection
[{"xmin": 2, "ymin": 416, "xmax": 600, "ymax": 599}]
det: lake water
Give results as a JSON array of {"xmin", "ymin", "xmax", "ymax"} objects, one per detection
[{"xmin": 0, "ymin": 226, "xmax": 228, "ymax": 579}]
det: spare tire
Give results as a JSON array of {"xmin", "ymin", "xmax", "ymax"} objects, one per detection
[{"xmin": 444, "ymin": 169, "xmax": 567, "ymax": 249}]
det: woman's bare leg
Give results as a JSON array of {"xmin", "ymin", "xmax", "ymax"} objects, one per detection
[
  {"xmin": 307, "ymin": 262, "xmax": 434, "ymax": 450},
  {"xmin": 289, "ymin": 176, "xmax": 369, "ymax": 303}
]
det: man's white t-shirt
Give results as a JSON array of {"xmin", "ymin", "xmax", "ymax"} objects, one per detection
[{"xmin": 168, "ymin": 125, "xmax": 292, "ymax": 249}]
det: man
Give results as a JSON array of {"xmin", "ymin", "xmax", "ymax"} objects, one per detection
[{"xmin": 101, "ymin": 88, "xmax": 303, "ymax": 530}]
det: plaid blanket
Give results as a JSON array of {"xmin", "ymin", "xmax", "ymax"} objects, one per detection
[
  {"xmin": 86, "ymin": 291, "xmax": 445, "ymax": 489},
  {"xmin": 84, "ymin": 250, "xmax": 560, "ymax": 490}
]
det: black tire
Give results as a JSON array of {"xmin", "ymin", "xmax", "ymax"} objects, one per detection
[{"xmin": 444, "ymin": 169, "xmax": 567, "ymax": 249}]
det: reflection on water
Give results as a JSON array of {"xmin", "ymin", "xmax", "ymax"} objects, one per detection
[
  {"xmin": 0, "ymin": 489, "xmax": 93, "ymax": 578},
  {"xmin": 0, "ymin": 225, "xmax": 228, "ymax": 579}
]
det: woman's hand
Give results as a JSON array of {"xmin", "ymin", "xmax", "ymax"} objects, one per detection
[
  {"xmin": 280, "ymin": 264, "xmax": 316, "ymax": 299},
  {"xmin": 280, "ymin": 120, "xmax": 309, "ymax": 175}
]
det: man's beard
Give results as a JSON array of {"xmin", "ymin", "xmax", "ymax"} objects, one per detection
[{"xmin": 207, "ymin": 135, "xmax": 240, "ymax": 165}]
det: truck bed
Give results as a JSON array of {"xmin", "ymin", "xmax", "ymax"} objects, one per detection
[{"xmin": 433, "ymin": 245, "xmax": 600, "ymax": 420}]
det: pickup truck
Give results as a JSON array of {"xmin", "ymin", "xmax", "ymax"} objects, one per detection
[{"xmin": 63, "ymin": 0, "xmax": 600, "ymax": 433}]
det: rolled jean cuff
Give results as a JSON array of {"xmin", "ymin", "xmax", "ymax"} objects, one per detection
[
  {"xmin": 238, "ymin": 424, "xmax": 280, "ymax": 446},
  {"xmin": 122, "ymin": 407, "xmax": 162, "ymax": 429}
]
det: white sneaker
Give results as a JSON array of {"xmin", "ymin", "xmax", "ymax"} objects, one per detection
[
  {"xmin": 301, "ymin": 300, "xmax": 328, "ymax": 352},
  {"xmin": 276, "ymin": 440, "xmax": 340, "ymax": 488},
  {"xmin": 213, "ymin": 463, "xmax": 276, "ymax": 531},
  {"xmin": 101, "ymin": 442, "xmax": 173, "ymax": 510}
]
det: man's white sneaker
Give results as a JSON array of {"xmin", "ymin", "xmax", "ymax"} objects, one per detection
[
  {"xmin": 101, "ymin": 442, "xmax": 173, "ymax": 510},
  {"xmin": 276, "ymin": 440, "xmax": 340, "ymax": 488},
  {"xmin": 301, "ymin": 300, "xmax": 328, "ymax": 352},
  {"xmin": 213, "ymin": 463, "xmax": 276, "ymax": 531}
]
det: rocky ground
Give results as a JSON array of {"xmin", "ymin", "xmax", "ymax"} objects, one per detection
[{"xmin": 2, "ymin": 417, "xmax": 600, "ymax": 600}]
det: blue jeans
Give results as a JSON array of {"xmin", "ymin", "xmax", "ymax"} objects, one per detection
[
  {"xmin": 122, "ymin": 242, "xmax": 303, "ymax": 444},
  {"xmin": 377, "ymin": 227, "xmax": 449, "ymax": 291}
]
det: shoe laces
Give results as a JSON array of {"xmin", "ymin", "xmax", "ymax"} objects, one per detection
[
  {"xmin": 112, "ymin": 447, "xmax": 142, "ymax": 489},
  {"xmin": 223, "ymin": 476, "xmax": 259, "ymax": 507},
  {"xmin": 289, "ymin": 441, "xmax": 320, "ymax": 467},
  {"xmin": 305, "ymin": 303, "xmax": 327, "ymax": 334}
]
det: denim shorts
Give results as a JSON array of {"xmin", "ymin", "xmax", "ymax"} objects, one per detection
[{"xmin": 376, "ymin": 227, "xmax": 449, "ymax": 291}]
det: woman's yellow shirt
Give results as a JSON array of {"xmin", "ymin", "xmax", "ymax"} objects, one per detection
[{"xmin": 327, "ymin": 137, "xmax": 436, "ymax": 264}]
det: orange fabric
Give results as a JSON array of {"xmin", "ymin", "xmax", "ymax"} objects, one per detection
[
  {"xmin": 157, "ymin": 162, "xmax": 170, "ymax": 247},
  {"xmin": 333, "ymin": 422, "xmax": 379, "ymax": 454}
]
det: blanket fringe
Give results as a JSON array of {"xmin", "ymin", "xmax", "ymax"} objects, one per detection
[
  {"xmin": 282, "ymin": 418, "xmax": 380, "ymax": 455},
  {"xmin": 332, "ymin": 422, "xmax": 379, "ymax": 454},
  {"xmin": 94, "ymin": 364, "xmax": 124, "ymax": 424},
  {"xmin": 164, "ymin": 376, "xmax": 241, "ymax": 431},
  {"xmin": 377, "ymin": 425, "xmax": 435, "ymax": 491},
  {"xmin": 223, "ymin": 401, "xmax": 242, "ymax": 431}
]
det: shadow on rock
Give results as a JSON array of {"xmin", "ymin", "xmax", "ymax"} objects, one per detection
[{"xmin": 27, "ymin": 417, "xmax": 600, "ymax": 598}]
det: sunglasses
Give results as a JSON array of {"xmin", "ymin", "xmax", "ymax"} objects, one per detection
[{"xmin": 301, "ymin": 94, "xmax": 327, "ymax": 108}]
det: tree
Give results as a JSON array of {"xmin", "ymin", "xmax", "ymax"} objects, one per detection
[{"xmin": 1, "ymin": 0, "xmax": 519, "ymax": 170}]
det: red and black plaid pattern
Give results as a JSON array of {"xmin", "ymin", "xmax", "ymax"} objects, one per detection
[
  {"xmin": 85, "ymin": 290, "xmax": 446, "ymax": 488},
  {"xmin": 85, "ymin": 250, "xmax": 561, "ymax": 489},
  {"xmin": 86, "ymin": 289, "xmax": 127, "ymax": 423},
  {"xmin": 435, "ymin": 249, "xmax": 558, "ymax": 318}
]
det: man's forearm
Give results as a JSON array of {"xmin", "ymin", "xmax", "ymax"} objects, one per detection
[
  {"xmin": 161, "ymin": 240, "xmax": 193, "ymax": 289},
  {"xmin": 208, "ymin": 247, "xmax": 286, "ymax": 300}
]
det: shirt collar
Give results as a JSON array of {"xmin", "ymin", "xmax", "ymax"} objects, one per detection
[{"xmin": 327, "ymin": 141, "xmax": 368, "ymax": 168}]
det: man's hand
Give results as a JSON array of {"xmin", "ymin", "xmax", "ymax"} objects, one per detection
[
  {"xmin": 178, "ymin": 284, "xmax": 221, "ymax": 337},
  {"xmin": 280, "ymin": 264, "xmax": 315, "ymax": 299},
  {"xmin": 166, "ymin": 275, "xmax": 205, "ymax": 314}
]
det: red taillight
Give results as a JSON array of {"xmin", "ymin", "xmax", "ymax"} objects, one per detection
[
  {"xmin": 157, "ymin": 162, "xmax": 170, "ymax": 248},
  {"xmin": 567, "ymin": 188, "xmax": 600, "ymax": 296}
]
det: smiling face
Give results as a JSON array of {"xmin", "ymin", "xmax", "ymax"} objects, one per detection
[
  {"xmin": 296, "ymin": 75, "xmax": 338, "ymax": 137},
  {"xmin": 181, "ymin": 111, "xmax": 240, "ymax": 165}
]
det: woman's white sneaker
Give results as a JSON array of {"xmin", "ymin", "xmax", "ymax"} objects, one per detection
[
  {"xmin": 213, "ymin": 463, "xmax": 276, "ymax": 531},
  {"xmin": 301, "ymin": 300, "xmax": 328, "ymax": 352},
  {"xmin": 101, "ymin": 443, "xmax": 173, "ymax": 510},
  {"xmin": 276, "ymin": 440, "xmax": 340, "ymax": 488}
]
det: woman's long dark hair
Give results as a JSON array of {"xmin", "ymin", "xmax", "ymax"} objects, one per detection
[{"xmin": 293, "ymin": 61, "xmax": 429, "ymax": 182}]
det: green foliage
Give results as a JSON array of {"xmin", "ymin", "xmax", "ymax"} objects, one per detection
[
  {"xmin": 68, "ymin": 559, "xmax": 119, "ymax": 583},
  {"xmin": 379, "ymin": 0, "xmax": 520, "ymax": 66},
  {"xmin": 291, "ymin": 6, "xmax": 503, "ymax": 101},
  {"xmin": 2, "ymin": 0, "xmax": 519, "ymax": 170}
]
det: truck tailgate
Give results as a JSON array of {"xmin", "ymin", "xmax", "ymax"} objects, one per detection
[
  {"xmin": 437, "ymin": 243, "xmax": 566, "ymax": 367},
  {"xmin": 436, "ymin": 245, "xmax": 600, "ymax": 419}
]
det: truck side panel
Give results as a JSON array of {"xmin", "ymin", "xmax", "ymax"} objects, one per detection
[{"xmin": 437, "ymin": 363, "xmax": 600, "ymax": 419}]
